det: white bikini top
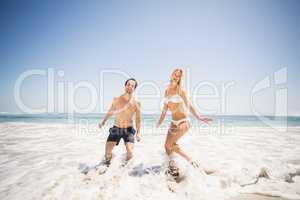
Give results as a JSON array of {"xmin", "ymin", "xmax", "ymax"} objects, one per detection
[{"xmin": 165, "ymin": 94, "xmax": 183, "ymax": 104}]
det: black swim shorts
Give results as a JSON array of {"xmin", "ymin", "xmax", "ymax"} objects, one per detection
[{"xmin": 107, "ymin": 126, "xmax": 136, "ymax": 145}]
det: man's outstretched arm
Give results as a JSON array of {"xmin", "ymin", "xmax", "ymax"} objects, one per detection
[{"xmin": 99, "ymin": 98, "xmax": 116, "ymax": 128}]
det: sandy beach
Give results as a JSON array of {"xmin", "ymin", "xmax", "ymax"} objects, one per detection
[{"xmin": 0, "ymin": 118, "xmax": 299, "ymax": 200}]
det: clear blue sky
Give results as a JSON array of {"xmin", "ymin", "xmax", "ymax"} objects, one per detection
[{"xmin": 0, "ymin": 0, "xmax": 300, "ymax": 115}]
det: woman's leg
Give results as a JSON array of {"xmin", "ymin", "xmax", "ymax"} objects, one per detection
[
  {"xmin": 165, "ymin": 121, "xmax": 191, "ymax": 162},
  {"xmin": 172, "ymin": 143, "xmax": 192, "ymax": 161}
]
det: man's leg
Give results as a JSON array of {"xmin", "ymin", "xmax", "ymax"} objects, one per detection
[
  {"xmin": 105, "ymin": 141, "xmax": 117, "ymax": 165},
  {"xmin": 125, "ymin": 142, "xmax": 134, "ymax": 161}
]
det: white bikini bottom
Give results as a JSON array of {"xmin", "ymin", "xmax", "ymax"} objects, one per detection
[{"xmin": 171, "ymin": 118, "xmax": 190, "ymax": 127}]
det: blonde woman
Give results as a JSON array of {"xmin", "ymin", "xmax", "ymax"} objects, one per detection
[{"xmin": 156, "ymin": 69, "xmax": 212, "ymax": 170}]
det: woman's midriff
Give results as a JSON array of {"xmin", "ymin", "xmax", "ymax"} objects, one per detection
[
  {"xmin": 170, "ymin": 110, "xmax": 188, "ymax": 122},
  {"xmin": 168, "ymin": 103, "xmax": 187, "ymax": 121}
]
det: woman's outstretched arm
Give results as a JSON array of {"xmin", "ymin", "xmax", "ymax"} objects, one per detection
[
  {"xmin": 180, "ymin": 89, "xmax": 212, "ymax": 124},
  {"xmin": 156, "ymin": 103, "xmax": 168, "ymax": 128},
  {"xmin": 156, "ymin": 90, "xmax": 169, "ymax": 128}
]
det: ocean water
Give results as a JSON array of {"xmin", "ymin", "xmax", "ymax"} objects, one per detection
[{"xmin": 0, "ymin": 114, "xmax": 300, "ymax": 200}]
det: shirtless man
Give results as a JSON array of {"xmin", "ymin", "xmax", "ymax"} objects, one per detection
[{"xmin": 98, "ymin": 78, "xmax": 141, "ymax": 165}]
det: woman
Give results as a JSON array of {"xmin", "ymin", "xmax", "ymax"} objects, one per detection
[{"xmin": 156, "ymin": 68, "xmax": 212, "ymax": 168}]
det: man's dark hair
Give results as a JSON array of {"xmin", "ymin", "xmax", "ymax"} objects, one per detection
[{"xmin": 125, "ymin": 78, "xmax": 138, "ymax": 89}]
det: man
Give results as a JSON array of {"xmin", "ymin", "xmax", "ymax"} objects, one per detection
[{"xmin": 99, "ymin": 78, "xmax": 141, "ymax": 166}]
